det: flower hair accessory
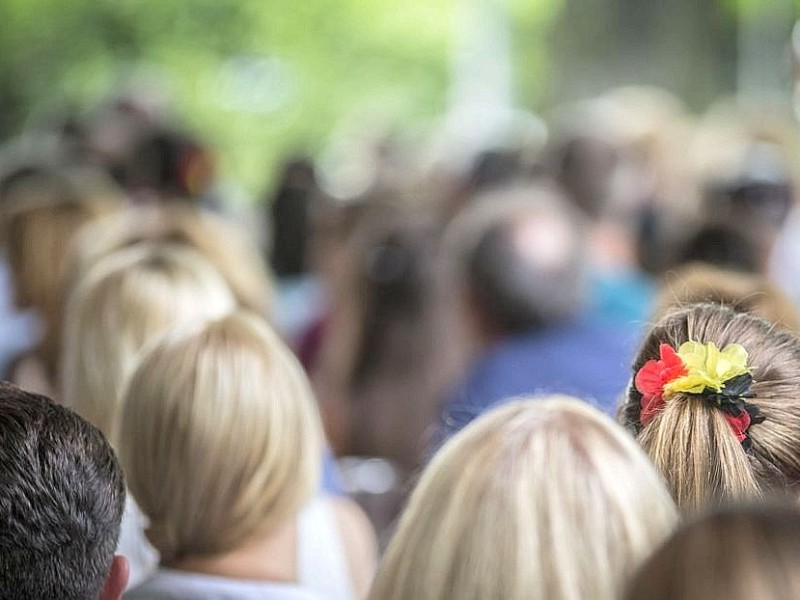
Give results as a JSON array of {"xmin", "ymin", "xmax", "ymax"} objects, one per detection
[{"xmin": 634, "ymin": 341, "xmax": 764, "ymax": 448}]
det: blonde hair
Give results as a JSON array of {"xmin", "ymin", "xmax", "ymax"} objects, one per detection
[
  {"xmin": 62, "ymin": 244, "xmax": 236, "ymax": 443},
  {"xmin": 654, "ymin": 263, "xmax": 800, "ymax": 332},
  {"xmin": 69, "ymin": 204, "xmax": 274, "ymax": 316},
  {"xmin": 620, "ymin": 303, "xmax": 800, "ymax": 514},
  {"xmin": 119, "ymin": 312, "xmax": 323, "ymax": 563},
  {"xmin": 1, "ymin": 170, "xmax": 120, "ymax": 381},
  {"xmin": 370, "ymin": 397, "xmax": 677, "ymax": 600},
  {"xmin": 625, "ymin": 504, "xmax": 800, "ymax": 599}
]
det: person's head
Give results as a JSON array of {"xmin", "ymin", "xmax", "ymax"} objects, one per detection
[
  {"xmin": 346, "ymin": 207, "xmax": 441, "ymax": 388},
  {"xmin": 0, "ymin": 167, "xmax": 121, "ymax": 381},
  {"xmin": 625, "ymin": 503, "xmax": 800, "ymax": 600},
  {"xmin": 370, "ymin": 397, "xmax": 677, "ymax": 600},
  {"xmin": 124, "ymin": 128, "xmax": 215, "ymax": 201},
  {"xmin": 62, "ymin": 243, "xmax": 236, "ymax": 444},
  {"xmin": 0, "ymin": 381, "xmax": 128, "ymax": 600},
  {"xmin": 119, "ymin": 312, "xmax": 323, "ymax": 564},
  {"xmin": 269, "ymin": 156, "xmax": 320, "ymax": 278},
  {"xmin": 1, "ymin": 167, "xmax": 121, "ymax": 312},
  {"xmin": 445, "ymin": 184, "xmax": 587, "ymax": 341},
  {"xmin": 69, "ymin": 204, "xmax": 274, "ymax": 317},
  {"xmin": 654, "ymin": 264, "xmax": 800, "ymax": 332},
  {"xmin": 677, "ymin": 222, "xmax": 764, "ymax": 274},
  {"xmin": 620, "ymin": 303, "xmax": 800, "ymax": 514}
]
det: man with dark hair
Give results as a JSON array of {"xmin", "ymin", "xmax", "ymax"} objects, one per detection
[
  {"xmin": 437, "ymin": 184, "xmax": 637, "ymax": 442},
  {"xmin": 0, "ymin": 381, "xmax": 128, "ymax": 600}
]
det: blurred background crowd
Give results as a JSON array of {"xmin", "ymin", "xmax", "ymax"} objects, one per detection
[{"xmin": 4, "ymin": 0, "xmax": 800, "ymax": 598}]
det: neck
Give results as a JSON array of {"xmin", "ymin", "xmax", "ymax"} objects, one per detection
[{"xmin": 168, "ymin": 519, "xmax": 297, "ymax": 582}]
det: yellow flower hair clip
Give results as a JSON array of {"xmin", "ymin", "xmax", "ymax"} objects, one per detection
[
  {"xmin": 664, "ymin": 342, "xmax": 751, "ymax": 396},
  {"xmin": 634, "ymin": 340, "xmax": 763, "ymax": 448}
]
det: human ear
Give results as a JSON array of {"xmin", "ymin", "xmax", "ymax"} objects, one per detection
[{"xmin": 100, "ymin": 555, "xmax": 130, "ymax": 600}]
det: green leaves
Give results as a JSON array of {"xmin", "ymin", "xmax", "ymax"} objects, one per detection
[{"xmin": 0, "ymin": 0, "xmax": 565, "ymax": 197}]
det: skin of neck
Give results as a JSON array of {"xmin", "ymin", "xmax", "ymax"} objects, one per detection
[{"xmin": 168, "ymin": 518, "xmax": 297, "ymax": 583}]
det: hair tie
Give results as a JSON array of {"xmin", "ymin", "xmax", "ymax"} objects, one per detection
[{"xmin": 634, "ymin": 341, "xmax": 765, "ymax": 449}]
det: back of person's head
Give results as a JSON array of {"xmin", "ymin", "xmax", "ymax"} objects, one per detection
[
  {"xmin": 446, "ymin": 183, "xmax": 587, "ymax": 336},
  {"xmin": 119, "ymin": 312, "xmax": 323, "ymax": 564},
  {"xmin": 620, "ymin": 303, "xmax": 800, "ymax": 514},
  {"xmin": 124, "ymin": 129, "xmax": 214, "ymax": 201},
  {"xmin": 1, "ymin": 167, "xmax": 121, "ymax": 311},
  {"xmin": 0, "ymin": 381, "xmax": 127, "ymax": 600},
  {"xmin": 348, "ymin": 208, "xmax": 440, "ymax": 388},
  {"xmin": 654, "ymin": 263, "xmax": 800, "ymax": 332},
  {"xmin": 62, "ymin": 243, "xmax": 236, "ymax": 444},
  {"xmin": 269, "ymin": 156, "xmax": 320, "ymax": 277},
  {"xmin": 370, "ymin": 397, "xmax": 677, "ymax": 600},
  {"xmin": 548, "ymin": 132, "xmax": 622, "ymax": 220},
  {"xmin": 625, "ymin": 503, "xmax": 800, "ymax": 600},
  {"xmin": 677, "ymin": 222, "xmax": 764, "ymax": 274},
  {"xmin": 69, "ymin": 204, "xmax": 274, "ymax": 316},
  {"xmin": 0, "ymin": 167, "xmax": 122, "ymax": 382}
]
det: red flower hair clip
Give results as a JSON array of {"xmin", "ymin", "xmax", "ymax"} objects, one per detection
[
  {"xmin": 634, "ymin": 341, "xmax": 764, "ymax": 448},
  {"xmin": 635, "ymin": 344, "xmax": 687, "ymax": 426}
]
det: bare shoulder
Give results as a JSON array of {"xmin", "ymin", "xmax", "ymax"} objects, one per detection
[{"xmin": 329, "ymin": 496, "xmax": 377, "ymax": 599}]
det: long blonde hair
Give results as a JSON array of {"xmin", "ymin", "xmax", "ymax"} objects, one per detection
[
  {"xmin": 119, "ymin": 312, "xmax": 323, "ymax": 563},
  {"xmin": 370, "ymin": 397, "xmax": 677, "ymax": 600},
  {"xmin": 62, "ymin": 243, "xmax": 235, "ymax": 444},
  {"xmin": 620, "ymin": 303, "xmax": 800, "ymax": 514}
]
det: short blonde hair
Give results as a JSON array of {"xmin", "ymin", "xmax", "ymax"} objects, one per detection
[
  {"xmin": 370, "ymin": 397, "xmax": 677, "ymax": 600},
  {"xmin": 620, "ymin": 303, "xmax": 800, "ymax": 514},
  {"xmin": 69, "ymin": 204, "xmax": 274, "ymax": 316},
  {"xmin": 62, "ymin": 244, "xmax": 236, "ymax": 444},
  {"xmin": 119, "ymin": 312, "xmax": 323, "ymax": 563}
]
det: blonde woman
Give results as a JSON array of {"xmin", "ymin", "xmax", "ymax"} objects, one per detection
[
  {"xmin": 1, "ymin": 166, "xmax": 121, "ymax": 396},
  {"xmin": 61, "ymin": 243, "xmax": 237, "ymax": 588},
  {"xmin": 619, "ymin": 303, "xmax": 800, "ymax": 514},
  {"xmin": 120, "ymin": 312, "xmax": 376, "ymax": 600},
  {"xmin": 62, "ymin": 243, "xmax": 236, "ymax": 445},
  {"xmin": 625, "ymin": 504, "xmax": 800, "ymax": 599},
  {"xmin": 370, "ymin": 397, "xmax": 677, "ymax": 600},
  {"xmin": 68, "ymin": 203, "xmax": 275, "ymax": 317}
]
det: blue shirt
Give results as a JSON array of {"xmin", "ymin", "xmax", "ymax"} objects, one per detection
[{"xmin": 438, "ymin": 318, "xmax": 641, "ymax": 444}]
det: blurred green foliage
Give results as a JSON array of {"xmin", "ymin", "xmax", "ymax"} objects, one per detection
[{"xmin": 0, "ymin": 0, "xmax": 564, "ymax": 199}]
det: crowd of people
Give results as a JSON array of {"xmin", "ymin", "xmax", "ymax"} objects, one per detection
[{"xmin": 2, "ymin": 81, "xmax": 800, "ymax": 599}]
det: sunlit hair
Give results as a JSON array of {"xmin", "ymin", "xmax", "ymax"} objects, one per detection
[
  {"xmin": 654, "ymin": 263, "xmax": 799, "ymax": 332},
  {"xmin": 620, "ymin": 303, "xmax": 800, "ymax": 514},
  {"xmin": 62, "ymin": 243, "xmax": 236, "ymax": 444},
  {"xmin": 119, "ymin": 312, "xmax": 323, "ymax": 564},
  {"xmin": 1, "ymin": 168, "xmax": 121, "ymax": 382},
  {"xmin": 370, "ymin": 397, "xmax": 677, "ymax": 600},
  {"xmin": 69, "ymin": 204, "xmax": 274, "ymax": 316},
  {"xmin": 625, "ymin": 503, "xmax": 800, "ymax": 600}
]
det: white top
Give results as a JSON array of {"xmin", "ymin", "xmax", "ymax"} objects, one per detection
[
  {"xmin": 124, "ymin": 497, "xmax": 354, "ymax": 600},
  {"xmin": 123, "ymin": 570, "xmax": 323, "ymax": 600},
  {"xmin": 118, "ymin": 496, "xmax": 159, "ymax": 589},
  {"xmin": 297, "ymin": 497, "xmax": 354, "ymax": 600}
]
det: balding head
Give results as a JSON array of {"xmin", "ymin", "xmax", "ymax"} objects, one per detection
[{"xmin": 447, "ymin": 183, "xmax": 587, "ymax": 336}]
